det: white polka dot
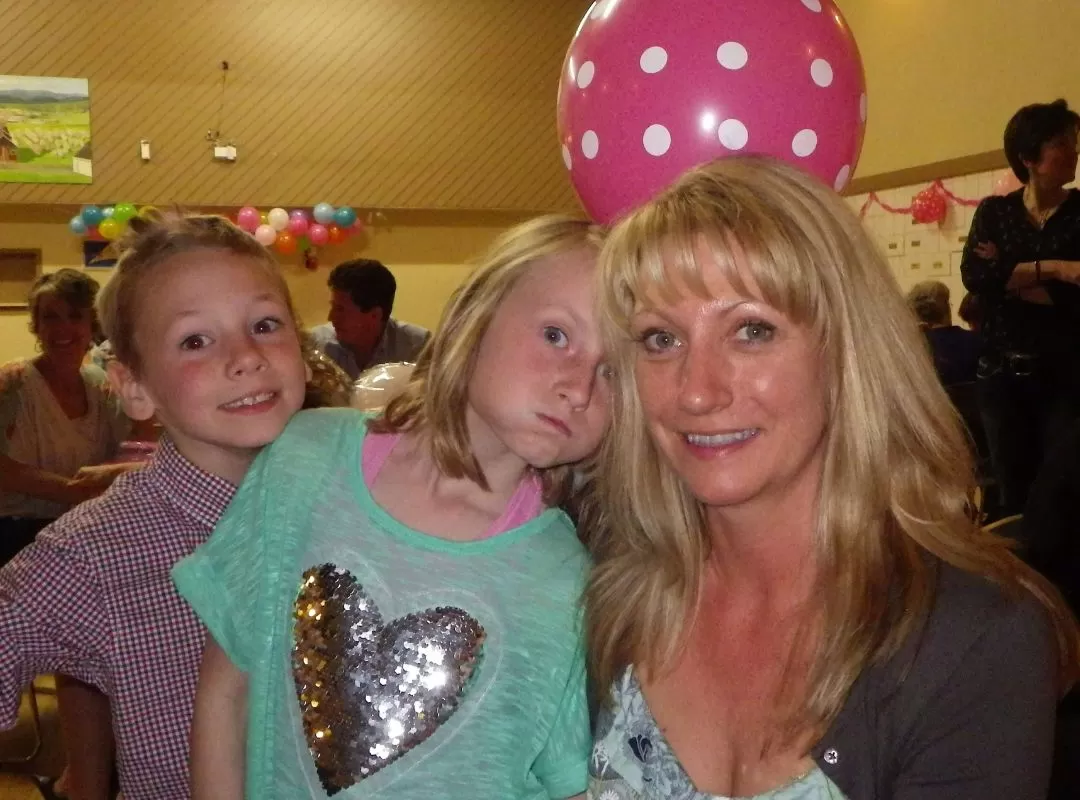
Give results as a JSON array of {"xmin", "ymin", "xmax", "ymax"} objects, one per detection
[
  {"xmin": 792, "ymin": 129, "xmax": 818, "ymax": 157},
  {"xmin": 581, "ymin": 130, "xmax": 599, "ymax": 159},
  {"xmin": 834, "ymin": 164, "xmax": 851, "ymax": 190},
  {"xmin": 643, "ymin": 124, "xmax": 671, "ymax": 156},
  {"xmin": 562, "ymin": 144, "xmax": 572, "ymax": 170},
  {"xmin": 860, "ymin": 93, "xmax": 868, "ymax": 122},
  {"xmin": 810, "ymin": 59, "xmax": 833, "ymax": 87},
  {"xmin": 801, "ymin": 0, "xmax": 822, "ymax": 11},
  {"xmin": 718, "ymin": 119, "xmax": 749, "ymax": 150},
  {"xmin": 640, "ymin": 46, "xmax": 668, "ymax": 74},
  {"xmin": 717, "ymin": 42, "xmax": 748, "ymax": 70},
  {"xmin": 576, "ymin": 61, "xmax": 595, "ymax": 89}
]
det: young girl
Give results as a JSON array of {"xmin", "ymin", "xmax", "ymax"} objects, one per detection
[{"xmin": 173, "ymin": 215, "xmax": 610, "ymax": 800}]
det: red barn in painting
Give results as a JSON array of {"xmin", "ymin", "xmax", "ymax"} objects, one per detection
[{"xmin": 0, "ymin": 125, "xmax": 15, "ymax": 162}]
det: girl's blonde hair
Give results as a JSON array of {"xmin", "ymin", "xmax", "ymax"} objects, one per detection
[
  {"xmin": 97, "ymin": 210, "xmax": 296, "ymax": 373},
  {"xmin": 586, "ymin": 155, "xmax": 1080, "ymax": 738},
  {"xmin": 371, "ymin": 214, "xmax": 604, "ymax": 507}
]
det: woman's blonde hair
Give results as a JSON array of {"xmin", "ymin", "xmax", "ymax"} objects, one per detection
[
  {"xmin": 371, "ymin": 214, "xmax": 604, "ymax": 507},
  {"xmin": 97, "ymin": 210, "xmax": 296, "ymax": 373},
  {"xmin": 586, "ymin": 155, "xmax": 1080, "ymax": 737}
]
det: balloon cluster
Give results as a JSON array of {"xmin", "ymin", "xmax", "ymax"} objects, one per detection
[
  {"xmin": 68, "ymin": 202, "xmax": 366, "ymax": 263},
  {"xmin": 235, "ymin": 203, "xmax": 365, "ymax": 256},
  {"xmin": 68, "ymin": 203, "xmax": 146, "ymax": 240}
]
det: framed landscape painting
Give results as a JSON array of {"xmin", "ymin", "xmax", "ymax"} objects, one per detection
[{"xmin": 0, "ymin": 75, "xmax": 92, "ymax": 184}]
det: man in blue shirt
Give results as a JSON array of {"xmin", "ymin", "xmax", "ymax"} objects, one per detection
[{"xmin": 308, "ymin": 259, "xmax": 430, "ymax": 379}]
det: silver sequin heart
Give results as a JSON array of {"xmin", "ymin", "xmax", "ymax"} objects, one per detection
[{"xmin": 292, "ymin": 564, "xmax": 485, "ymax": 795}]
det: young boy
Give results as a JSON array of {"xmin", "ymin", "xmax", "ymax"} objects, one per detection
[{"xmin": 0, "ymin": 213, "xmax": 310, "ymax": 800}]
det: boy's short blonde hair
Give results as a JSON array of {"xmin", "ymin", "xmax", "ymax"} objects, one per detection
[{"xmin": 97, "ymin": 211, "xmax": 295, "ymax": 373}]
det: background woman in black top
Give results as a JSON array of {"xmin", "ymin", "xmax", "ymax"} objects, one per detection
[{"xmin": 961, "ymin": 99, "xmax": 1080, "ymax": 516}]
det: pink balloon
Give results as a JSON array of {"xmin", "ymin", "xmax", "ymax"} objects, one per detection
[
  {"xmin": 557, "ymin": 0, "xmax": 867, "ymax": 223},
  {"xmin": 289, "ymin": 208, "xmax": 309, "ymax": 221},
  {"xmin": 287, "ymin": 216, "xmax": 309, "ymax": 237},
  {"xmin": 993, "ymin": 172, "xmax": 1022, "ymax": 196},
  {"xmin": 236, "ymin": 206, "xmax": 261, "ymax": 233},
  {"xmin": 253, "ymin": 224, "xmax": 277, "ymax": 246},
  {"xmin": 308, "ymin": 223, "xmax": 330, "ymax": 246}
]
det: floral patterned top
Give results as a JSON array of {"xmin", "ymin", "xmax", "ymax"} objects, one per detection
[{"xmin": 589, "ymin": 671, "xmax": 847, "ymax": 800}]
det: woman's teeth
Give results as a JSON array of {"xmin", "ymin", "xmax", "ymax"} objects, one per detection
[{"xmin": 685, "ymin": 429, "xmax": 757, "ymax": 446}]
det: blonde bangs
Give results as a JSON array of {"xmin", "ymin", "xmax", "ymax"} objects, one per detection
[{"xmin": 600, "ymin": 174, "xmax": 839, "ymax": 361}]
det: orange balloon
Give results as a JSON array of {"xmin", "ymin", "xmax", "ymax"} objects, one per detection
[
  {"xmin": 327, "ymin": 225, "xmax": 344, "ymax": 245},
  {"xmin": 275, "ymin": 231, "xmax": 297, "ymax": 255}
]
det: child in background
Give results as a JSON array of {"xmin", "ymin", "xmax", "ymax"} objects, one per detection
[
  {"xmin": 173, "ymin": 215, "xmax": 611, "ymax": 800},
  {"xmin": 0, "ymin": 213, "xmax": 310, "ymax": 800}
]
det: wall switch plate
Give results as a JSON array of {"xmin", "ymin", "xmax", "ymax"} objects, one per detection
[
  {"xmin": 883, "ymin": 234, "xmax": 905, "ymax": 256},
  {"xmin": 926, "ymin": 256, "xmax": 950, "ymax": 277},
  {"xmin": 213, "ymin": 145, "xmax": 237, "ymax": 161},
  {"xmin": 139, "ymin": 139, "xmax": 151, "ymax": 161},
  {"xmin": 905, "ymin": 231, "xmax": 936, "ymax": 253}
]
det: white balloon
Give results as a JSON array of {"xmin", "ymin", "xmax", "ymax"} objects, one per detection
[
  {"xmin": 267, "ymin": 207, "xmax": 289, "ymax": 231},
  {"xmin": 254, "ymin": 224, "xmax": 277, "ymax": 246},
  {"xmin": 351, "ymin": 362, "xmax": 416, "ymax": 412}
]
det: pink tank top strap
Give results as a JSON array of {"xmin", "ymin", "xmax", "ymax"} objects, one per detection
[{"xmin": 362, "ymin": 431, "xmax": 546, "ymax": 537}]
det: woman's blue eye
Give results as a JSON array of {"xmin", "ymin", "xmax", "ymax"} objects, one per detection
[
  {"xmin": 641, "ymin": 329, "xmax": 678, "ymax": 353},
  {"xmin": 544, "ymin": 326, "xmax": 569, "ymax": 348},
  {"xmin": 736, "ymin": 320, "xmax": 776, "ymax": 343}
]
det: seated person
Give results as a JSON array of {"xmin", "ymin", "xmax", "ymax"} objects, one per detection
[
  {"xmin": 0, "ymin": 269, "xmax": 132, "ymax": 566},
  {"xmin": 906, "ymin": 280, "xmax": 982, "ymax": 385},
  {"xmin": 958, "ymin": 291, "xmax": 983, "ymax": 333},
  {"xmin": 308, "ymin": 259, "xmax": 430, "ymax": 378}
]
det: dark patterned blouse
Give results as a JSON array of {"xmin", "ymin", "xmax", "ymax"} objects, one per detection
[{"xmin": 960, "ymin": 188, "xmax": 1080, "ymax": 366}]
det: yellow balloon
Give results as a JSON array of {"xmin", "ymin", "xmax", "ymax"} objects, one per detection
[
  {"xmin": 98, "ymin": 218, "xmax": 122, "ymax": 240},
  {"xmin": 137, "ymin": 205, "xmax": 158, "ymax": 219}
]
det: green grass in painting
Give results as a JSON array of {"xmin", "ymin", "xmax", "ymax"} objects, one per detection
[
  {"xmin": 0, "ymin": 98, "xmax": 92, "ymax": 182},
  {"xmin": 0, "ymin": 170, "xmax": 91, "ymax": 184}
]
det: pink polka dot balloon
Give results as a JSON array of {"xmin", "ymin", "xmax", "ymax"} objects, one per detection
[{"xmin": 557, "ymin": 0, "xmax": 867, "ymax": 223}]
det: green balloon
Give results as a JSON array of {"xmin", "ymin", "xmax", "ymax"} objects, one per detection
[{"xmin": 112, "ymin": 203, "xmax": 137, "ymax": 223}]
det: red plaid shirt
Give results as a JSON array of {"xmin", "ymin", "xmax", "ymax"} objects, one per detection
[{"xmin": 0, "ymin": 438, "xmax": 235, "ymax": 800}]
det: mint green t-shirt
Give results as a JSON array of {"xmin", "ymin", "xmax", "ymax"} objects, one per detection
[{"xmin": 172, "ymin": 409, "xmax": 591, "ymax": 800}]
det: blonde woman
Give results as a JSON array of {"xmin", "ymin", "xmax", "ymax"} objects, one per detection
[{"xmin": 585, "ymin": 156, "xmax": 1079, "ymax": 799}]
